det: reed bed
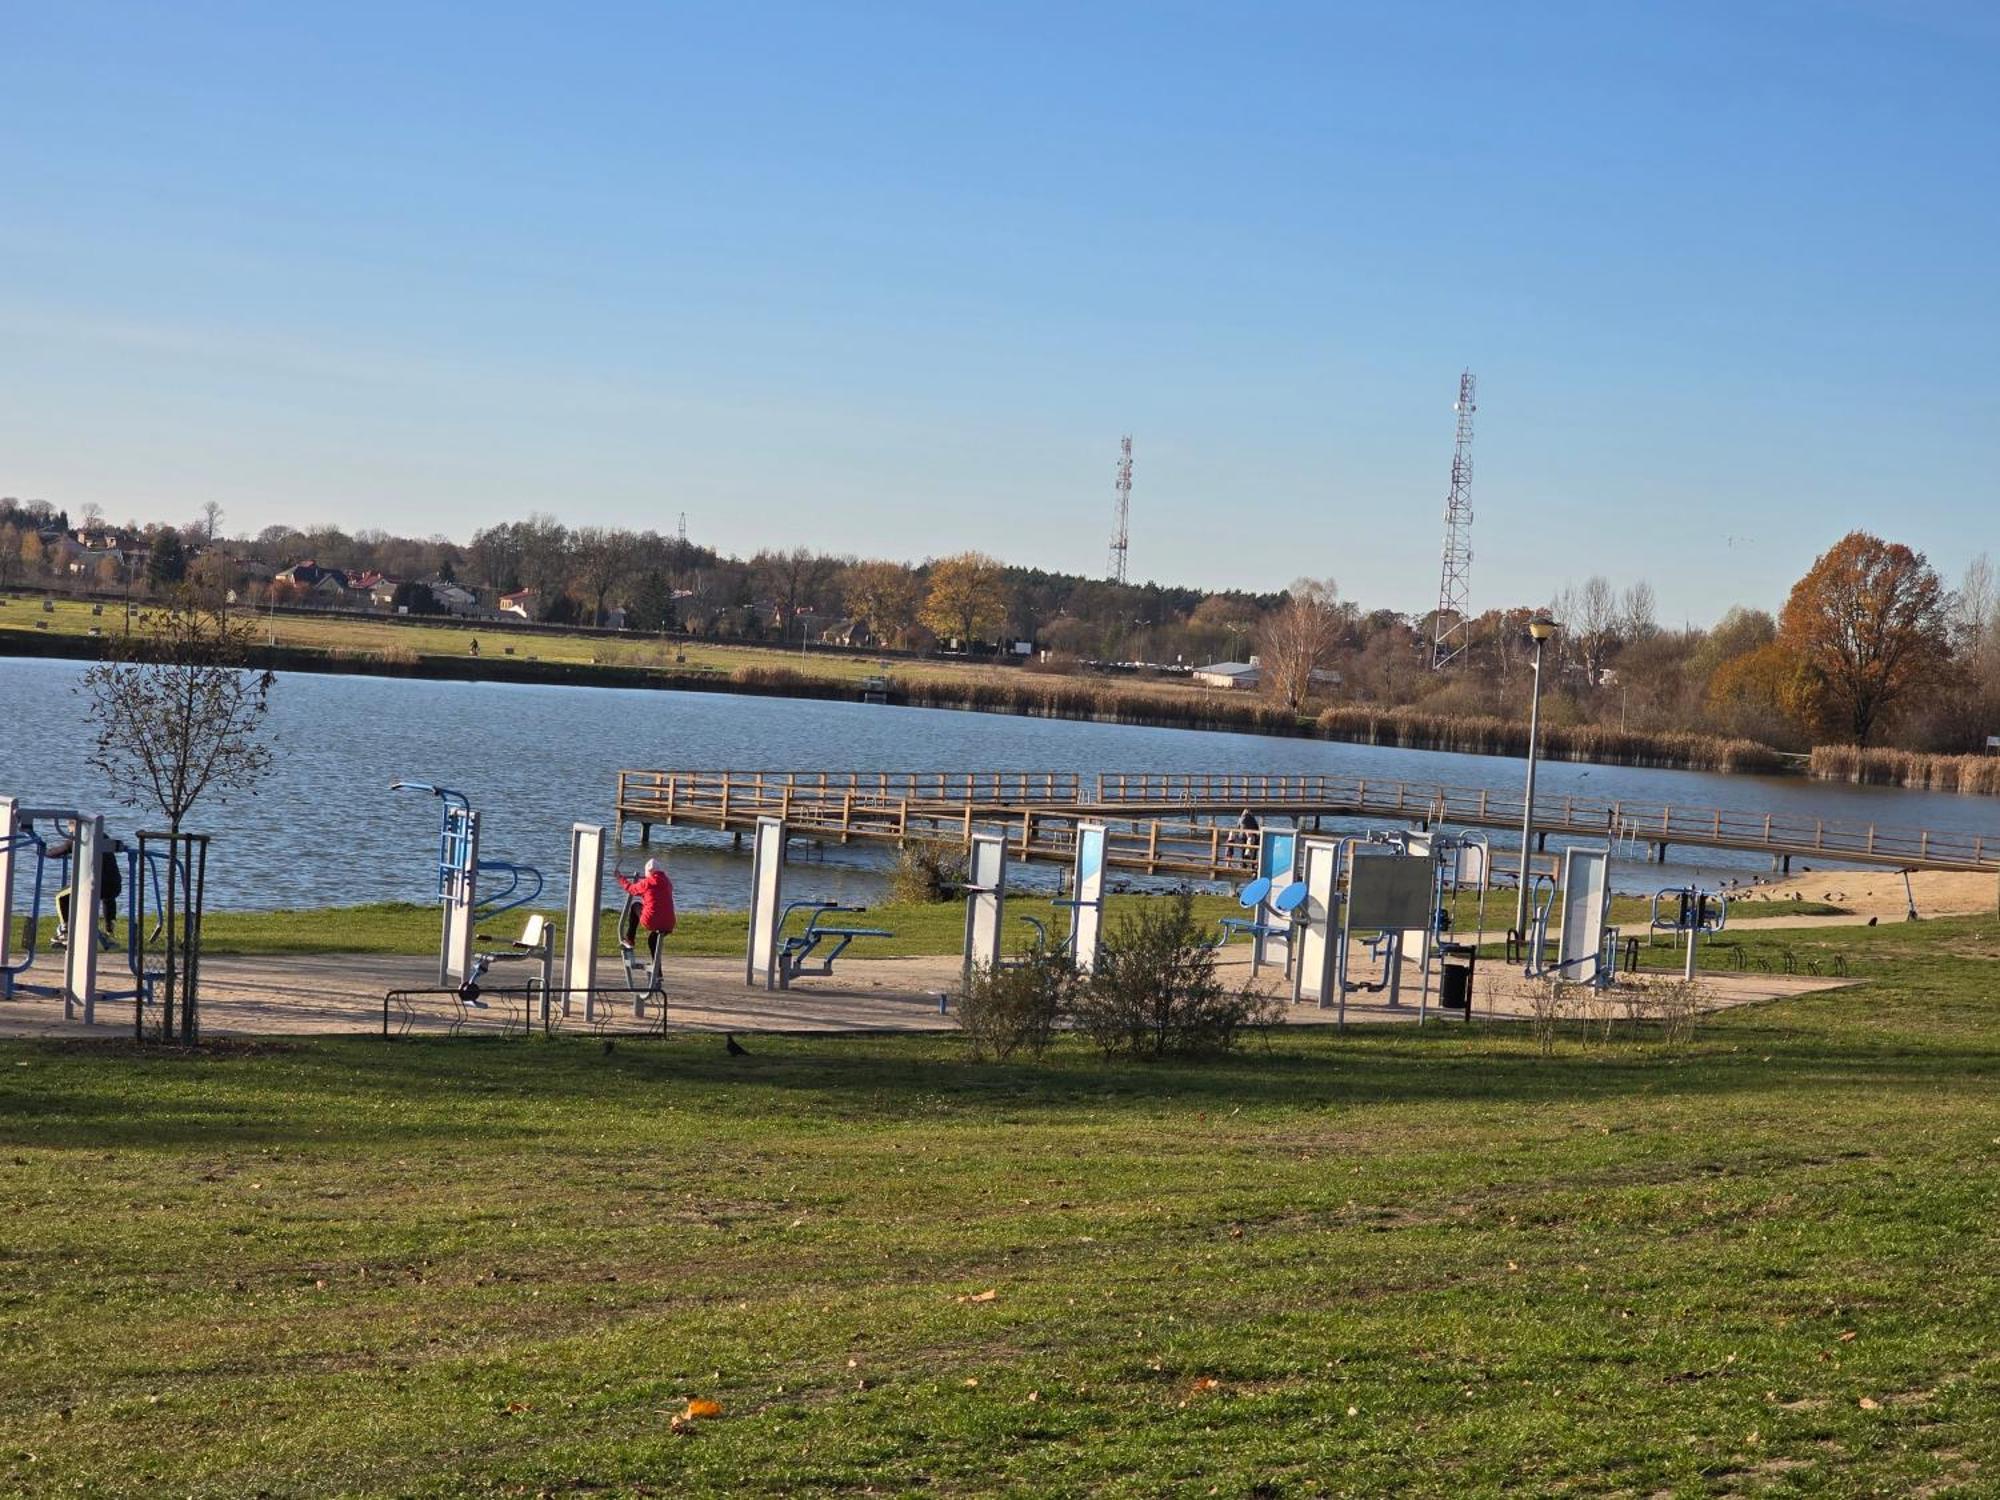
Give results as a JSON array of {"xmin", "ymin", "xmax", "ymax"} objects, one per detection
[
  {"xmin": 1809, "ymin": 744, "xmax": 2000, "ymax": 795},
  {"xmin": 1315, "ymin": 707, "xmax": 1785, "ymax": 772},
  {"xmin": 728, "ymin": 665, "xmax": 1786, "ymax": 774}
]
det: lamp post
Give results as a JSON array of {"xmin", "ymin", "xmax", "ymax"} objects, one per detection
[{"xmin": 1513, "ymin": 613, "xmax": 1561, "ymax": 942}]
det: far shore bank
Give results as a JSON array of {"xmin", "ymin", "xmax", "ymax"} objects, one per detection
[{"xmin": 4, "ymin": 629, "xmax": 1800, "ymax": 779}]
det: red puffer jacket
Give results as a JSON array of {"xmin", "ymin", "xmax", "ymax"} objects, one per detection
[{"xmin": 617, "ymin": 868, "xmax": 677, "ymax": 934}]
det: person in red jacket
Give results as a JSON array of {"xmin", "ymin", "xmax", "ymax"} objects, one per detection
[{"xmin": 617, "ymin": 857, "xmax": 677, "ymax": 968}]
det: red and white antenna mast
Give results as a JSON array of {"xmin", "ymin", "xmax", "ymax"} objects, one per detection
[{"xmin": 1108, "ymin": 435, "xmax": 1133, "ymax": 584}]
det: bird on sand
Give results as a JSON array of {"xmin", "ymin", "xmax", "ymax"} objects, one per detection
[
  {"xmin": 726, "ymin": 1033, "xmax": 749, "ymax": 1056},
  {"xmin": 1867, "ymin": 916, "xmax": 1879, "ymax": 926}
]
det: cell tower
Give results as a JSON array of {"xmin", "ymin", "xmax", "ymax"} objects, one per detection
[
  {"xmin": 677, "ymin": 511, "xmax": 688, "ymax": 546},
  {"xmin": 1108, "ymin": 435, "xmax": 1133, "ymax": 584},
  {"xmin": 1430, "ymin": 371, "xmax": 1477, "ymax": 670}
]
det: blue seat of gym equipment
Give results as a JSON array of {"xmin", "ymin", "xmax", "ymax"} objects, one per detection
[
  {"xmin": 1271, "ymin": 882, "xmax": 1309, "ymax": 914},
  {"xmin": 1236, "ymin": 877, "xmax": 1272, "ymax": 908}
]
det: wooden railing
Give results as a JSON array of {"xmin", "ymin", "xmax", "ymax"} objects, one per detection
[{"xmin": 615, "ymin": 768, "xmax": 2000, "ymax": 873}]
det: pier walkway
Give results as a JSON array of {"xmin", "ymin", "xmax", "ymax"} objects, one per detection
[{"xmin": 614, "ymin": 769, "xmax": 2000, "ymax": 879}]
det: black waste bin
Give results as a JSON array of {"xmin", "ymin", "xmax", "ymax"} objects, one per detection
[{"xmin": 1439, "ymin": 943, "xmax": 1477, "ymax": 1014}]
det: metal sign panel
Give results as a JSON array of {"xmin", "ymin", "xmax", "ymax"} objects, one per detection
[
  {"xmin": 1346, "ymin": 852, "xmax": 1434, "ymax": 931},
  {"xmin": 1293, "ymin": 836, "xmax": 1342, "ymax": 1007},
  {"xmin": 0, "ymin": 796, "xmax": 15, "ymax": 975},
  {"xmin": 1071, "ymin": 821, "xmax": 1107, "ymax": 974},
  {"xmin": 1558, "ymin": 845, "xmax": 1611, "ymax": 981},
  {"xmin": 441, "ymin": 809, "xmax": 479, "ymax": 986},
  {"xmin": 746, "ymin": 816, "xmax": 787, "ymax": 989},
  {"xmin": 964, "ymin": 832, "xmax": 1007, "ymax": 974},
  {"xmin": 65, "ymin": 816, "xmax": 103, "ymax": 1023},
  {"xmin": 564, "ymin": 823, "xmax": 606, "ymax": 1015},
  {"xmin": 1400, "ymin": 830, "xmax": 1433, "ymax": 958}
]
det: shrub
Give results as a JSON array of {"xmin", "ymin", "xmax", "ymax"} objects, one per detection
[
  {"xmin": 957, "ymin": 947, "xmax": 1074, "ymax": 1062},
  {"xmin": 889, "ymin": 840, "xmax": 968, "ymax": 905},
  {"xmin": 1071, "ymin": 892, "xmax": 1282, "ymax": 1058}
]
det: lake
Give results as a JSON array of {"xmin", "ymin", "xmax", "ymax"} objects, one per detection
[{"xmin": 5, "ymin": 656, "xmax": 1997, "ymax": 912}]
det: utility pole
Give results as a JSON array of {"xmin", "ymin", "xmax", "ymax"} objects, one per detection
[{"xmin": 1431, "ymin": 371, "xmax": 1477, "ymax": 670}]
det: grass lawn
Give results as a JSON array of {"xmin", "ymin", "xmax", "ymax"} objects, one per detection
[
  {"xmin": 11, "ymin": 890, "xmax": 1843, "ymax": 966},
  {"xmin": 1, "ymin": 915, "xmax": 1995, "ymax": 1496}
]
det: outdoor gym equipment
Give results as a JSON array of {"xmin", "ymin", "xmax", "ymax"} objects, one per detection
[
  {"xmin": 2, "ymin": 798, "xmax": 106, "ymax": 1020},
  {"xmin": 962, "ymin": 831, "xmax": 1008, "ymax": 976},
  {"xmin": 1522, "ymin": 844, "xmax": 1620, "ymax": 987},
  {"xmin": 390, "ymin": 781, "xmax": 544, "ymax": 991},
  {"xmin": 1217, "ymin": 827, "xmax": 1302, "ymax": 976},
  {"xmin": 1003, "ymin": 820, "xmax": 1111, "ymax": 974},
  {"xmin": 744, "ymin": 817, "xmax": 895, "ymax": 989},
  {"xmin": 1290, "ymin": 835, "xmax": 1344, "ymax": 1008},
  {"xmin": 1650, "ymin": 884, "xmax": 1727, "ymax": 980},
  {"xmin": 562, "ymin": 822, "xmax": 612, "ymax": 1022},
  {"xmin": 775, "ymin": 901, "xmax": 895, "ymax": 988},
  {"xmin": 1334, "ymin": 845, "xmax": 1437, "ymax": 1025}
]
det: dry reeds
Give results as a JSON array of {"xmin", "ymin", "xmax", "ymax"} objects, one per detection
[
  {"xmin": 1313, "ymin": 707, "xmax": 1784, "ymax": 773},
  {"xmin": 1809, "ymin": 745, "xmax": 2000, "ymax": 796}
]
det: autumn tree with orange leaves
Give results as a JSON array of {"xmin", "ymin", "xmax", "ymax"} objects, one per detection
[{"xmin": 1777, "ymin": 532, "xmax": 1950, "ymax": 746}]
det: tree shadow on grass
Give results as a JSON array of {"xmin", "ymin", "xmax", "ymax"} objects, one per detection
[{"xmin": 2, "ymin": 990, "xmax": 1993, "ymax": 1152}]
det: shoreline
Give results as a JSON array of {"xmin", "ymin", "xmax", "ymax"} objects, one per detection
[{"xmin": 1, "ymin": 631, "xmax": 1800, "ymax": 778}]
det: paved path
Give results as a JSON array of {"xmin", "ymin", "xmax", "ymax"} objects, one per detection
[{"xmin": 0, "ymin": 944, "xmax": 1848, "ymax": 1041}]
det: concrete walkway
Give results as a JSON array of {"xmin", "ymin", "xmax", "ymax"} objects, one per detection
[{"xmin": 0, "ymin": 944, "xmax": 1848, "ymax": 1041}]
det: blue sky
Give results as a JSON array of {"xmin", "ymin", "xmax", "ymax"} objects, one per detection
[{"xmin": 2, "ymin": 1, "xmax": 1994, "ymax": 622}]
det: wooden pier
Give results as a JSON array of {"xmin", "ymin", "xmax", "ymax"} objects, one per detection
[{"xmin": 614, "ymin": 768, "xmax": 2000, "ymax": 881}]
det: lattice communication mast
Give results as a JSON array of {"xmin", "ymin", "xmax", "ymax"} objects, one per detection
[
  {"xmin": 1429, "ymin": 371, "xmax": 1477, "ymax": 670},
  {"xmin": 1108, "ymin": 435, "xmax": 1133, "ymax": 584}
]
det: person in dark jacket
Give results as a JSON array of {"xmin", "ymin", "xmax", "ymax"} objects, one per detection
[
  {"xmin": 46, "ymin": 824, "xmax": 122, "ymax": 944},
  {"xmin": 617, "ymin": 857, "xmax": 677, "ymax": 967}
]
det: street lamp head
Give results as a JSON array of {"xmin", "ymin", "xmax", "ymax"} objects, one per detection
[{"xmin": 1528, "ymin": 613, "xmax": 1560, "ymax": 643}]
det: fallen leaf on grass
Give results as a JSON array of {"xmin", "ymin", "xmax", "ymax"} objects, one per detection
[
  {"xmin": 956, "ymin": 1289, "xmax": 998, "ymax": 1304},
  {"xmin": 685, "ymin": 1399, "xmax": 723, "ymax": 1419},
  {"xmin": 1191, "ymin": 1378, "xmax": 1220, "ymax": 1393},
  {"xmin": 1838, "ymin": 1330, "xmax": 1857, "ymax": 1342},
  {"xmin": 963, "ymin": 1378, "xmax": 979, "ymax": 1388},
  {"xmin": 1858, "ymin": 1397, "xmax": 1880, "ymax": 1410}
]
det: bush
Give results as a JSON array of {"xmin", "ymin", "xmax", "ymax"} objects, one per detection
[
  {"xmin": 1072, "ymin": 892, "xmax": 1282, "ymax": 1058},
  {"xmin": 889, "ymin": 840, "xmax": 968, "ymax": 905},
  {"xmin": 957, "ymin": 947, "xmax": 1074, "ymax": 1062}
]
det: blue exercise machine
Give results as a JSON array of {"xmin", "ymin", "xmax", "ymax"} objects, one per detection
[
  {"xmin": 1, "ymin": 796, "xmax": 171, "ymax": 1023},
  {"xmin": 775, "ymin": 901, "xmax": 894, "ymax": 989},
  {"xmin": 1217, "ymin": 827, "xmax": 1303, "ymax": 976},
  {"xmin": 390, "ymin": 781, "xmax": 545, "ymax": 998},
  {"xmin": 1651, "ymin": 883, "xmax": 1727, "ymax": 979}
]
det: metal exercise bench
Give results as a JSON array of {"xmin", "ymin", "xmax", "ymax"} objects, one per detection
[
  {"xmin": 776, "ymin": 901, "xmax": 894, "ymax": 988},
  {"xmin": 1216, "ymin": 876, "xmax": 1309, "ymax": 974}
]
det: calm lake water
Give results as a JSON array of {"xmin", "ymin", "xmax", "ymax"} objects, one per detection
[{"xmin": 5, "ymin": 656, "xmax": 1998, "ymax": 913}]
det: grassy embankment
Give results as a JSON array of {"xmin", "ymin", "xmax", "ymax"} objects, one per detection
[
  {"xmin": 0, "ymin": 911, "xmax": 1994, "ymax": 1495},
  {"xmin": 4, "ymin": 590, "xmax": 1786, "ymax": 771}
]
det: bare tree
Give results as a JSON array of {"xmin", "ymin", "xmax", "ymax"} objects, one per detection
[
  {"xmin": 80, "ymin": 601, "xmax": 277, "ymax": 834},
  {"xmin": 1570, "ymin": 575, "xmax": 1622, "ymax": 683},
  {"xmin": 199, "ymin": 500, "xmax": 224, "ymax": 543},
  {"xmin": 569, "ymin": 527, "xmax": 633, "ymax": 626},
  {"xmin": 1258, "ymin": 577, "xmax": 1347, "ymax": 713},
  {"xmin": 1621, "ymin": 580, "xmax": 1658, "ymax": 642},
  {"xmin": 78, "ymin": 599, "xmax": 277, "ymax": 1042}
]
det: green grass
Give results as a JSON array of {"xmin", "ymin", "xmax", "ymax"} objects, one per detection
[
  {"xmin": 11, "ymin": 894, "xmax": 1245, "ymax": 960},
  {"xmin": 1, "ymin": 915, "xmax": 1996, "ymax": 1495}
]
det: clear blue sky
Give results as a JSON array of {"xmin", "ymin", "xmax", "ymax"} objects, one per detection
[{"xmin": 3, "ymin": 1, "xmax": 1994, "ymax": 623}]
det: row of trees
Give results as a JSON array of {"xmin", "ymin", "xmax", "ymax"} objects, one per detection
[{"xmin": 5, "ymin": 488, "xmax": 1985, "ymax": 748}]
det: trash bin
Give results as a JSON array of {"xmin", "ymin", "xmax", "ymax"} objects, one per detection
[{"xmin": 1439, "ymin": 942, "xmax": 1477, "ymax": 1013}]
